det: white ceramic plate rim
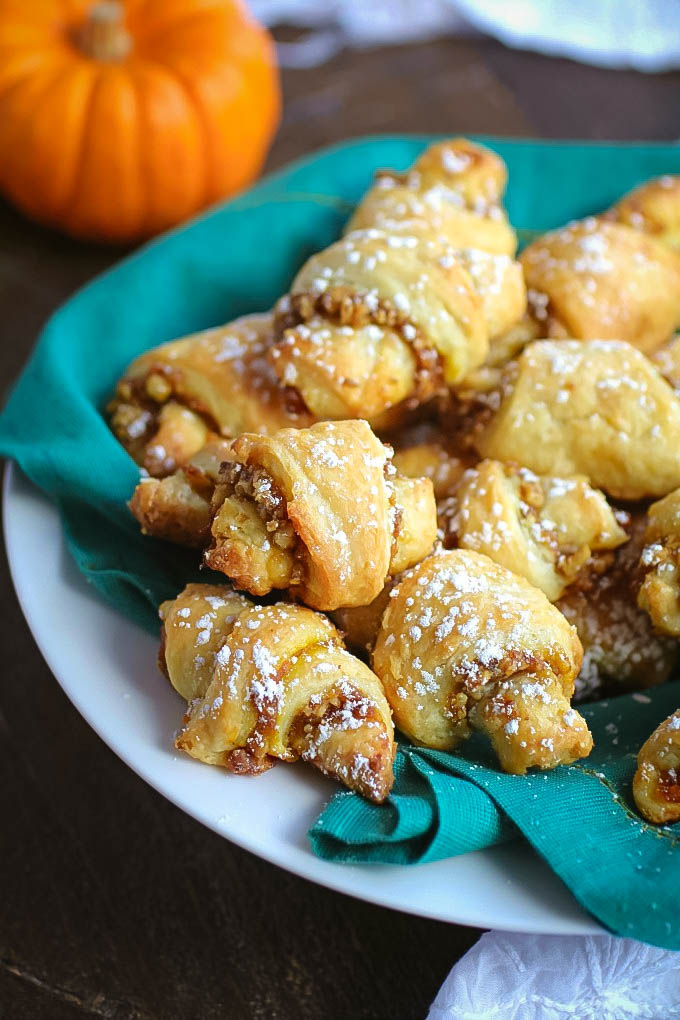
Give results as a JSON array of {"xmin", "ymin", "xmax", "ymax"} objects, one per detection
[{"xmin": 3, "ymin": 461, "xmax": 602, "ymax": 935}]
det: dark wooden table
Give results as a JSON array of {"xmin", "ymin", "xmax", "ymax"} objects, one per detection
[{"xmin": 2, "ymin": 34, "xmax": 679, "ymax": 1020}]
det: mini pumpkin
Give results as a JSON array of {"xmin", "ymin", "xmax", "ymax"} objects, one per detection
[{"xmin": 0, "ymin": 0, "xmax": 280, "ymax": 243}]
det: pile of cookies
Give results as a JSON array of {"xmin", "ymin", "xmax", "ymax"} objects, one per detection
[{"xmin": 110, "ymin": 139, "xmax": 680, "ymax": 823}]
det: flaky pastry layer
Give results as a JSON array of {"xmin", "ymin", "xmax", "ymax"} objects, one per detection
[
  {"xmin": 372, "ymin": 548, "xmax": 592, "ymax": 774},
  {"xmin": 474, "ymin": 339, "xmax": 680, "ymax": 500},
  {"xmin": 205, "ymin": 420, "xmax": 437, "ymax": 610},
  {"xmin": 633, "ymin": 709, "xmax": 680, "ymax": 825},
  {"xmin": 111, "ymin": 313, "xmax": 313, "ymax": 476},
  {"xmin": 162, "ymin": 587, "xmax": 395, "ymax": 802}
]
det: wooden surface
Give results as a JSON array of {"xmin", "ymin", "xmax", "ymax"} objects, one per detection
[{"xmin": 2, "ymin": 33, "xmax": 679, "ymax": 1020}]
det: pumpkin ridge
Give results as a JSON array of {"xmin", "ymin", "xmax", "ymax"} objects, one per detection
[
  {"xmin": 157, "ymin": 63, "xmax": 214, "ymax": 205},
  {"xmin": 127, "ymin": 58, "xmax": 206, "ymax": 233},
  {"xmin": 59, "ymin": 65, "xmax": 116, "ymax": 232},
  {"xmin": 0, "ymin": 59, "xmax": 77, "ymax": 210},
  {"xmin": 0, "ymin": 49, "xmax": 64, "ymax": 104},
  {"xmin": 44, "ymin": 61, "xmax": 101, "ymax": 221}
]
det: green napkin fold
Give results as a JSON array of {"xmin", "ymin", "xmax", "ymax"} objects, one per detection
[
  {"xmin": 311, "ymin": 686, "xmax": 680, "ymax": 949},
  {"xmin": 1, "ymin": 135, "xmax": 679, "ymax": 947}
]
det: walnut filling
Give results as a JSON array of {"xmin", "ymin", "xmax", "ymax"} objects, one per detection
[
  {"xmin": 287, "ymin": 684, "xmax": 393, "ymax": 803},
  {"xmin": 206, "ymin": 463, "xmax": 305, "ymax": 594},
  {"xmin": 274, "ymin": 286, "xmax": 445, "ymax": 404},
  {"xmin": 109, "ymin": 368, "xmax": 218, "ymax": 474},
  {"xmin": 220, "ymin": 463, "xmax": 299, "ymax": 556}
]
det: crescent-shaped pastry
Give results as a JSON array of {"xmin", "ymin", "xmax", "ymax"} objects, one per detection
[
  {"xmin": 130, "ymin": 438, "xmax": 232, "ymax": 547},
  {"xmin": 633, "ymin": 710, "xmax": 680, "ymax": 825},
  {"xmin": 372, "ymin": 549, "xmax": 592, "ymax": 774},
  {"xmin": 268, "ymin": 139, "xmax": 526, "ymax": 424},
  {"xmin": 556, "ymin": 516, "xmax": 678, "ymax": 700},
  {"xmin": 607, "ymin": 174, "xmax": 680, "ymax": 250},
  {"xmin": 205, "ymin": 419, "xmax": 437, "ymax": 610},
  {"xmin": 638, "ymin": 488, "xmax": 680, "ymax": 637},
  {"xmin": 474, "ymin": 339, "xmax": 680, "ymax": 500},
  {"xmin": 269, "ymin": 316, "xmax": 419, "ymax": 423},
  {"xmin": 347, "ymin": 138, "xmax": 517, "ymax": 255},
  {"xmin": 110, "ymin": 313, "xmax": 313, "ymax": 477},
  {"xmin": 521, "ymin": 218, "xmax": 680, "ymax": 353},
  {"xmin": 271, "ymin": 236, "xmax": 525, "ymax": 421},
  {"xmin": 274, "ymin": 229, "xmax": 489, "ymax": 393},
  {"xmin": 445, "ymin": 460, "xmax": 627, "ymax": 601},
  {"xmin": 162, "ymin": 588, "xmax": 395, "ymax": 802}
]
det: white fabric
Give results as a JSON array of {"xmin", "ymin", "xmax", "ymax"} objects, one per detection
[
  {"xmin": 249, "ymin": 0, "xmax": 680, "ymax": 71},
  {"xmin": 427, "ymin": 931, "xmax": 680, "ymax": 1019}
]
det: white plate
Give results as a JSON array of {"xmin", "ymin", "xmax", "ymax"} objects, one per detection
[{"xmin": 4, "ymin": 461, "xmax": 601, "ymax": 935}]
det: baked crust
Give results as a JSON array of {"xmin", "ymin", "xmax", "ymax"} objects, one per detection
[
  {"xmin": 271, "ymin": 316, "xmax": 419, "ymax": 423},
  {"xmin": 607, "ymin": 174, "xmax": 680, "ymax": 250},
  {"xmin": 638, "ymin": 487, "xmax": 680, "ymax": 636},
  {"xmin": 267, "ymin": 139, "xmax": 526, "ymax": 425},
  {"xmin": 163, "ymin": 587, "xmax": 395, "ymax": 802},
  {"xmin": 205, "ymin": 420, "xmax": 437, "ymax": 610},
  {"xmin": 474, "ymin": 339, "xmax": 680, "ymax": 500},
  {"xmin": 633, "ymin": 710, "xmax": 680, "ymax": 825},
  {"xmin": 159, "ymin": 582, "xmax": 252, "ymax": 701},
  {"xmin": 521, "ymin": 218, "xmax": 680, "ymax": 352},
  {"xmin": 130, "ymin": 438, "xmax": 232, "ymax": 547},
  {"xmin": 347, "ymin": 138, "xmax": 517, "ymax": 255},
  {"xmin": 372, "ymin": 548, "xmax": 592, "ymax": 774}
]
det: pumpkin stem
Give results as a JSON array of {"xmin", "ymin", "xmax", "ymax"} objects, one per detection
[{"xmin": 76, "ymin": 2, "xmax": 132, "ymax": 62}]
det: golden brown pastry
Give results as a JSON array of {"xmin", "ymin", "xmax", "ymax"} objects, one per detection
[
  {"xmin": 520, "ymin": 218, "xmax": 680, "ymax": 353},
  {"xmin": 130, "ymin": 438, "xmax": 232, "ymax": 547},
  {"xmin": 269, "ymin": 139, "xmax": 526, "ymax": 424},
  {"xmin": 205, "ymin": 420, "xmax": 437, "ymax": 610},
  {"xmin": 159, "ymin": 582, "xmax": 252, "ymax": 700},
  {"xmin": 556, "ymin": 516, "xmax": 678, "ymax": 700},
  {"xmin": 638, "ymin": 488, "xmax": 680, "ymax": 637},
  {"xmin": 274, "ymin": 232, "xmax": 478, "ymax": 397},
  {"xmin": 270, "ymin": 316, "xmax": 420, "ymax": 424},
  {"xmin": 347, "ymin": 138, "xmax": 517, "ymax": 255},
  {"xmin": 390, "ymin": 422, "xmax": 472, "ymax": 501},
  {"xmin": 651, "ymin": 334, "xmax": 680, "ymax": 390},
  {"xmin": 474, "ymin": 339, "xmax": 680, "ymax": 500},
  {"xmin": 331, "ymin": 581, "xmax": 395, "ymax": 657},
  {"xmin": 633, "ymin": 709, "xmax": 680, "ymax": 825},
  {"xmin": 459, "ymin": 313, "xmax": 542, "ymax": 395},
  {"xmin": 162, "ymin": 585, "xmax": 395, "ymax": 802},
  {"xmin": 607, "ymin": 175, "xmax": 680, "ymax": 250},
  {"xmin": 372, "ymin": 548, "xmax": 592, "ymax": 774},
  {"xmin": 110, "ymin": 313, "xmax": 314, "ymax": 476},
  {"xmin": 445, "ymin": 460, "xmax": 627, "ymax": 601},
  {"xmin": 272, "ymin": 237, "xmax": 525, "ymax": 421}
]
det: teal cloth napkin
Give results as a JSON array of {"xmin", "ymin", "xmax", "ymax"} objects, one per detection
[{"xmin": 1, "ymin": 135, "xmax": 679, "ymax": 948}]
